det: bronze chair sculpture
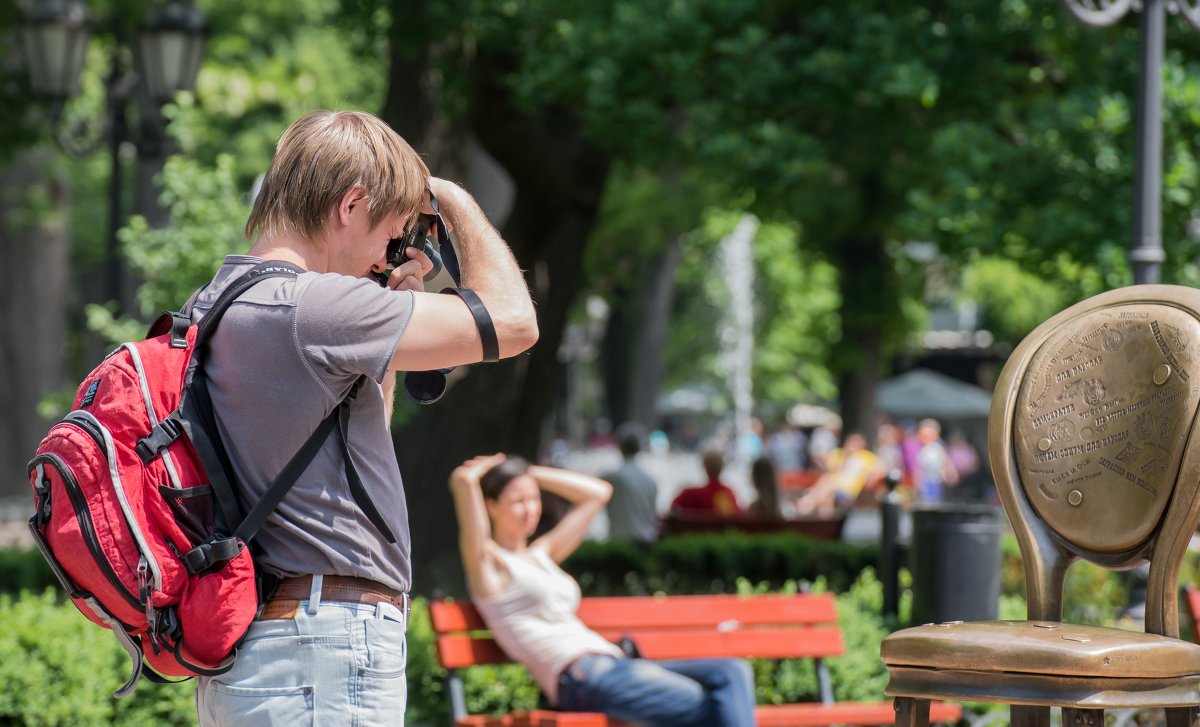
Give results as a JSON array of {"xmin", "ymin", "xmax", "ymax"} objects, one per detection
[{"xmin": 881, "ymin": 285, "xmax": 1200, "ymax": 727}]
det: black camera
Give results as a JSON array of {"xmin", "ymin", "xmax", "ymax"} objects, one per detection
[
  {"xmin": 374, "ymin": 191, "xmax": 446, "ymax": 286},
  {"xmin": 383, "ymin": 228, "xmax": 442, "ymax": 283},
  {"xmin": 381, "ymin": 189, "xmax": 463, "ymax": 406}
]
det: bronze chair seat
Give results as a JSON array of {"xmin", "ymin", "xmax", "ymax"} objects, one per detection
[
  {"xmin": 883, "ymin": 620, "xmax": 1200, "ymax": 679},
  {"xmin": 881, "ymin": 286, "xmax": 1200, "ymax": 727}
]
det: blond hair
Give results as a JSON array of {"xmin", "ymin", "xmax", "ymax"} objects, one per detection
[{"xmin": 245, "ymin": 110, "xmax": 430, "ymax": 242}]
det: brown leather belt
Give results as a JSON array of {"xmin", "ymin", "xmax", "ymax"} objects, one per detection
[{"xmin": 259, "ymin": 574, "xmax": 409, "ymax": 621}]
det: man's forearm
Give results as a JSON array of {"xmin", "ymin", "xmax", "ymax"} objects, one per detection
[{"xmin": 436, "ymin": 183, "xmax": 538, "ymax": 350}]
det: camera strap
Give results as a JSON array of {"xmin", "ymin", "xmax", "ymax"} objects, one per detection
[
  {"xmin": 398, "ymin": 194, "xmax": 497, "ymax": 404},
  {"xmin": 432, "ymin": 209, "xmax": 497, "ymax": 363},
  {"xmin": 441, "ymin": 287, "xmax": 499, "ymax": 362}
]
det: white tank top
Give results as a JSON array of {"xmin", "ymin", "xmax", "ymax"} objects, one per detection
[{"xmin": 473, "ymin": 547, "xmax": 622, "ymax": 704}]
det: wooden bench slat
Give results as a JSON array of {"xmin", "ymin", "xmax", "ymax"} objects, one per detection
[
  {"xmin": 577, "ymin": 594, "xmax": 838, "ymax": 629},
  {"xmin": 438, "ymin": 625, "xmax": 845, "ymax": 668},
  {"xmin": 465, "ymin": 701, "xmax": 963, "ymax": 727},
  {"xmin": 431, "ymin": 600, "xmax": 487, "ymax": 632},
  {"xmin": 437, "ymin": 634, "xmax": 512, "ymax": 669},
  {"xmin": 594, "ymin": 625, "xmax": 845, "ymax": 661},
  {"xmin": 433, "ymin": 593, "xmax": 839, "ymax": 633}
]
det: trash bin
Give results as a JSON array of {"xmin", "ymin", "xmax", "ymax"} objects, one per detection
[{"xmin": 909, "ymin": 504, "xmax": 1002, "ymax": 625}]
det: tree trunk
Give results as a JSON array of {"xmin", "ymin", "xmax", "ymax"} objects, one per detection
[
  {"xmin": 628, "ymin": 233, "xmax": 683, "ymax": 429},
  {"xmin": 833, "ymin": 234, "xmax": 894, "ymax": 449},
  {"xmin": 0, "ymin": 149, "xmax": 70, "ymax": 500},
  {"xmin": 602, "ymin": 291, "xmax": 631, "ymax": 427},
  {"xmin": 386, "ymin": 47, "xmax": 610, "ymax": 595}
]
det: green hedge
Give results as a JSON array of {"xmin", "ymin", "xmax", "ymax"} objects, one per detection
[
  {"xmin": 0, "ymin": 590, "xmax": 196, "ymax": 727},
  {"xmin": 0, "ymin": 546, "xmax": 55, "ymax": 595},
  {"xmin": 564, "ymin": 532, "xmax": 878, "ymax": 596}
]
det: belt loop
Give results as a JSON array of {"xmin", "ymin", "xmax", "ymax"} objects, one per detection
[{"xmin": 307, "ymin": 574, "xmax": 323, "ymax": 615}]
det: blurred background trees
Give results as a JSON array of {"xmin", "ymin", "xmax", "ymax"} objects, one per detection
[{"xmin": 8, "ymin": 0, "xmax": 1200, "ymax": 589}]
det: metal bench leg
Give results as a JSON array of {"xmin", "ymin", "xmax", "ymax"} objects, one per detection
[
  {"xmin": 446, "ymin": 668, "xmax": 468, "ymax": 724},
  {"xmin": 894, "ymin": 697, "xmax": 931, "ymax": 727},
  {"xmin": 1011, "ymin": 705, "xmax": 1050, "ymax": 727}
]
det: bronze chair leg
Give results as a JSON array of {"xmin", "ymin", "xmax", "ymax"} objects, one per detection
[
  {"xmin": 893, "ymin": 697, "xmax": 931, "ymax": 727},
  {"xmin": 1011, "ymin": 705, "xmax": 1051, "ymax": 727},
  {"xmin": 1166, "ymin": 706, "xmax": 1200, "ymax": 727}
]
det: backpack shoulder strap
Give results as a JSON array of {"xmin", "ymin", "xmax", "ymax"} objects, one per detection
[
  {"xmin": 194, "ymin": 261, "xmax": 306, "ymax": 350},
  {"xmin": 181, "ymin": 260, "xmax": 305, "ymax": 543}
]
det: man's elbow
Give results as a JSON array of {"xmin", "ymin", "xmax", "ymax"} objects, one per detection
[{"xmin": 499, "ymin": 315, "xmax": 539, "ymax": 357}]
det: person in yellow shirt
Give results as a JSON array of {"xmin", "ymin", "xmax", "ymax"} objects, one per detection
[{"xmin": 794, "ymin": 432, "xmax": 883, "ymax": 517}]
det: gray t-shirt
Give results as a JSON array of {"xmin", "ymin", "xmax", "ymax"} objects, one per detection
[
  {"xmin": 603, "ymin": 459, "xmax": 660, "ymax": 544},
  {"xmin": 191, "ymin": 255, "xmax": 415, "ymax": 592}
]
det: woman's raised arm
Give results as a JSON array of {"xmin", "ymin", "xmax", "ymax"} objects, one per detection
[
  {"xmin": 448, "ymin": 453, "xmax": 506, "ymax": 597},
  {"xmin": 529, "ymin": 465, "xmax": 612, "ymax": 564}
]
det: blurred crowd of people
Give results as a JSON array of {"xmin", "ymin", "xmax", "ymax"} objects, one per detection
[{"xmin": 550, "ymin": 411, "xmax": 985, "ymax": 548}]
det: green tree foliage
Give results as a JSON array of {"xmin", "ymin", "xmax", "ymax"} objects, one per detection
[
  {"xmin": 86, "ymin": 151, "xmax": 250, "ymax": 345},
  {"xmin": 667, "ymin": 209, "xmax": 841, "ymax": 406},
  {"xmin": 90, "ymin": 0, "xmax": 394, "ymax": 344},
  {"xmin": 454, "ymin": 0, "xmax": 1200, "ymax": 420},
  {"xmin": 958, "ymin": 257, "xmax": 1068, "ymax": 345}
]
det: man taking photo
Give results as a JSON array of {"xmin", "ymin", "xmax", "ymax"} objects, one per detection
[{"xmin": 192, "ymin": 108, "xmax": 538, "ymax": 726}]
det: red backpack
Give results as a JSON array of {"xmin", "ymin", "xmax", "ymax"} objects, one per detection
[{"xmin": 26, "ymin": 262, "xmax": 394, "ymax": 697}]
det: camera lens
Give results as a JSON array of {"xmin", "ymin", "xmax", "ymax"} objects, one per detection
[{"xmin": 404, "ymin": 370, "xmax": 448, "ymax": 405}]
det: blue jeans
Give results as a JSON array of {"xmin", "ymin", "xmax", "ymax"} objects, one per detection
[
  {"xmin": 557, "ymin": 653, "xmax": 757, "ymax": 727},
  {"xmin": 195, "ymin": 576, "xmax": 408, "ymax": 727}
]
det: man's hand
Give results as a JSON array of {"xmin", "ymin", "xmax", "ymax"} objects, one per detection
[
  {"xmin": 427, "ymin": 177, "xmax": 464, "ymax": 219},
  {"xmin": 385, "ymin": 244, "xmax": 434, "ymax": 292}
]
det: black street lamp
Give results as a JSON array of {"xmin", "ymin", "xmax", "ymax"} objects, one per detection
[
  {"xmin": 1061, "ymin": 0, "xmax": 1200, "ymax": 285},
  {"xmin": 18, "ymin": 0, "xmax": 208, "ymax": 312}
]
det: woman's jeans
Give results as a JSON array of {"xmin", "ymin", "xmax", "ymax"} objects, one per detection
[
  {"xmin": 195, "ymin": 576, "xmax": 409, "ymax": 727},
  {"xmin": 557, "ymin": 653, "xmax": 757, "ymax": 726}
]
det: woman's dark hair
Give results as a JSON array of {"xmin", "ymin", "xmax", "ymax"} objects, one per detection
[{"xmin": 480, "ymin": 455, "xmax": 532, "ymax": 500}]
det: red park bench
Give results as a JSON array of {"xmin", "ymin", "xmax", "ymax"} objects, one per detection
[{"xmin": 431, "ymin": 592, "xmax": 963, "ymax": 727}]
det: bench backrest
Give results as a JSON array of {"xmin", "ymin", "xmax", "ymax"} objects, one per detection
[{"xmin": 431, "ymin": 592, "xmax": 844, "ymax": 670}]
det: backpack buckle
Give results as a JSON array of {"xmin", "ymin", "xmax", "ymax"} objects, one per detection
[
  {"xmin": 182, "ymin": 536, "xmax": 242, "ymax": 574},
  {"xmin": 135, "ymin": 417, "xmax": 185, "ymax": 463}
]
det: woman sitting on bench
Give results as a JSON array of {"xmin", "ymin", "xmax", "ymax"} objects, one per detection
[{"xmin": 449, "ymin": 453, "xmax": 757, "ymax": 727}]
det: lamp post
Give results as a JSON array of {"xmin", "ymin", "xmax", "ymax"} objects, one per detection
[
  {"xmin": 1061, "ymin": 0, "xmax": 1200, "ymax": 285},
  {"xmin": 18, "ymin": 0, "xmax": 207, "ymax": 313}
]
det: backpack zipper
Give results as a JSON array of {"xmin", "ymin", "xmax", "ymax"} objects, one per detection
[
  {"xmin": 29, "ymin": 451, "xmax": 142, "ymax": 612},
  {"xmin": 63, "ymin": 411, "xmax": 165, "ymax": 593}
]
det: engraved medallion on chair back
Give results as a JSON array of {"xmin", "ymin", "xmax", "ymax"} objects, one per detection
[{"xmin": 1014, "ymin": 304, "xmax": 1200, "ymax": 554}]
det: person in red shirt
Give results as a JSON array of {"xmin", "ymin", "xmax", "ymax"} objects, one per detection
[{"xmin": 671, "ymin": 448, "xmax": 742, "ymax": 516}]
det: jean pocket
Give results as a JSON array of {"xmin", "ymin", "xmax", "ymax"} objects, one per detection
[
  {"xmin": 203, "ymin": 681, "xmax": 314, "ymax": 727},
  {"xmin": 363, "ymin": 616, "xmax": 407, "ymax": 678}
]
